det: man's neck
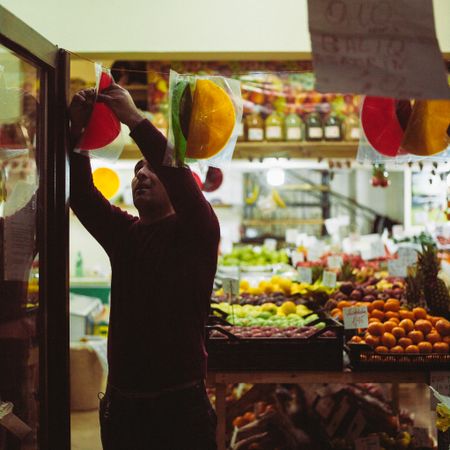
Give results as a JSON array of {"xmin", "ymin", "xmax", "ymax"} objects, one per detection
[{"xmin": 139, "ymin": 207, "xmax": 175, "ymax": 225}]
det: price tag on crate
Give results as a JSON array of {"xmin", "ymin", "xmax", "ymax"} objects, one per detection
[
  {"xmin": 430, "ymin": 371, "xmax": 450, "ymax": 410},
  {"xmin": 387, "ymin": 259, "xmax": 407, "ymax": 278},
  {"xmin": 369, "ymin": 240, "xmax": 385, "ymax": 259},
  {"xmin": 263, "ymin": 238, "xmax": 277, "ymax": 251},
  {"xmin": 343, "ymin": 306, "xmax": 369, "ymax": 330},
  {"xmin": 291, "ymin": 250, "xmax": 304, "ymax": 266},
  {"xmin": 327, "ymin": 255, "xmax": 343, "ymax": 269},
  {"xmin": 222, "ymin": 278, "xmax": 239, "ymax": 299},
  {"xmin": 298, "ymin": 267, "xmax": 313, "ymax": 284},
  {"xmin": 355, "ymin": 435, "xmax": 381, "ymax": 450},
  {"xmin": 307, "ymin": 243, "xmax": 325, "ymax": 262},
  {"xmin": 323, "ymin": 271, "xmax": 337, "ymax": 288}
]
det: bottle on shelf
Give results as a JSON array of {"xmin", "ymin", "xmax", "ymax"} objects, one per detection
[
  {"xmin": 305, "ymin": 112, "xmax": 323, "ymax": 141},
  {"xmin": 75, "ymin": 251, "xmax": 84, "ymax": 278},
  {"xmin": 245, "ymin": 112, "xmax": 264, "ymax": 142},
  {"xmin": 265, "ymin": 108, "xmax": 284, "ymax": 142},
  {"xmin": 344, "ymin": 112, "xmax": 361, "ymax": 141},
  {"xmin": 324, "ymin": 112, "xmax": 343, "ymax": 141},
  {"xmin": 237, "ymin": 118, "xmax": 245, "ymax": 142},
  {"xmin": 285, "ymin": 107, "xmax": 303, "ymax": 142}
]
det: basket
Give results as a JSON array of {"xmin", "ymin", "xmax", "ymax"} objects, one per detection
[
  {"xmin": 206, "ymin": 315, "xmax": 343, "ymax": 371},
  {"xmin": 347, "ymin": 343, "xmax": 450, "ymax": 371}
]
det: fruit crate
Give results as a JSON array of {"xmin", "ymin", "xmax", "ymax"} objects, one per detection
[
  {"xmin": 206, "ymin": 315, "xmax": 343, "ymax": 371},
  {"xmin": 346, "ymin": 343, "xmax": 450, "ymax": 371}
]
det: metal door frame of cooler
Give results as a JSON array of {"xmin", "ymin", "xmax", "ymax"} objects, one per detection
[{"xmin": 0, "ymin": 6, "xmax": 70, "ymax": 450}]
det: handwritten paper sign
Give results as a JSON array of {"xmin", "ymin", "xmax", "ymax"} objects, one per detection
[
  {"xmin": 398, "ymin": 247, "xmax": 418, "ymax": 266},
  {"xmin": 307, "ymin": 0, "xmax": 450, "ymax": 99},
  {"xmin": 222, "ymin": 278, "xmax": 239, "ymax": 298},
  {"xmin": 298, "ymin": 267, "xmax": 313, "ymax": 284},
  {"xmin": 388, "ymin": 259, "xmax": 407, "ymax": 278},
  {"xmin": 323, "ymin": 271, "xmax": 337, "ymax": 288},
  {"xmin": 263, "ymin": 238, "xmax": 277, "ymax": 252},
  {"xmin": 327, "ymin": 255, "xmax": 343, "ymax": 269},
  {"xmin": 292, "ymin": 250, "xmax": 305, "ymax": 266},
  {"xmin": 343, "ymin": 305, "xmax": 369, "ymax": 329},
  {"xmin": 355, "ymin": 435, "xmax": 381, "ymax": 450}
]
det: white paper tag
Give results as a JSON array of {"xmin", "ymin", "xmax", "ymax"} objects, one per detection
[
  {"xmin": 324, "ymin": 125, "xmax": 340, "ymax": 139},
  {"xmin": 323, "ymin": 271, "xmax": 337, "ymax": 288},
  {"xmin": 388, "ymin": 259, "xmax": 407, "ymax": 278},
  {"xmin": 263, "ymin": 238, "xmax": 277, "ymax": 252},
  {"xmin": 285, "ymin": 228, "xmax": 298, "ymax": 244},
  {"xmin": 266, "ymin": 126, "xmax": 282, "ymax": 139},
  {"xmin": 350, "ymin": 127, "xmax": 361, "ymax": 140},
  {"xmin": 308, "ymin": 127, "xmax": 323, "ymax": 139},
  {"xmin": 369, "ymin": 241, "xmax": 385, "ymax": 259},
  {"xmin": 287, "ymin": 127, "xmax": 302, "ymax": 140},
  {"xmin": 248, "ymin": 128, "xmax": 264, "ymax": 141},
  {"xmin": 398, "ymin": 247, "xmax": 418, "ymax": 266},
  {"xmin": 343, "ymin": 306, "xmax": 369, "ymax": 329},
  {"xmin": 292, "ymin": 251, "xmax": 305, "ymax": 266},
  {"xmin": 223, "ymin": 278, "xmax": 239, "ymax": 297},
  {"xmin": 327, "ymin": 255, "xmax": 343, "ymax": 269},
  {"xmin": 355, "ymin": 435, "xmax": 381, "ymax": 450},
  {"xmin": 298, "ymin": 267, "xmax": 313, "ymax": 284},
  {"xmin": 308, "ymin": 245, "xmax": 325, "ymax": 262}
]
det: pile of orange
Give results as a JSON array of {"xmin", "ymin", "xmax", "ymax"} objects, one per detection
[{"xmin": 348, "ymin": 299, "xmax": 450, "ymax": 354}]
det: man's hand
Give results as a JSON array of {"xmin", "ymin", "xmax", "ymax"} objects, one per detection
[
  {"xmin": 97, "ymin": 83, "xmax": 144, "ymax": 130},
  {"xmin": 69, "ymin": 88, "xmax": 96, "ymax": 142}
]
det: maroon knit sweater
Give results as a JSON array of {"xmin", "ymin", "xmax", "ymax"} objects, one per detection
[{"xmin": 70, "ymin": 119, "xmax": 220, "ymax": 391}]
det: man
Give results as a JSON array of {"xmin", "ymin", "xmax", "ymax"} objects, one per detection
[{"xmin": 69, "ymin": 84, "xmax": 220, "ymax": 450}]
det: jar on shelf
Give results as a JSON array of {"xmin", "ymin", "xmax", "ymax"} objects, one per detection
[
  {"xmin": 344, "ymin": 113, "xmax": 361, "ymax": 141},
  {"xmin": 245, "ymin": 112, "xmax": 264, "ymax": 142},
  {"xmin": 305, "ymin": 112, "xmax": 323, "ymax": 141},
  {"xmin": 285, "ymin": 107, "xmax": 303, "ymax": 142},
  {"xmin": 265, "ymin": 109, "xmax": 284, "ymax": 142},
  {"xmin": 324, "ymin": 112, "xmax": 343, "ymax": 141}
]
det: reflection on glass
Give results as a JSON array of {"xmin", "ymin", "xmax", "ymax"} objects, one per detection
[{"xmin": 0, "ymin": 43, "xmax": 40, "ymax": 449}]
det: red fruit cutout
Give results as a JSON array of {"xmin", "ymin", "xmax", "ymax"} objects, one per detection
[
  {"xmin": 191, "ymin": 171, "xmax": 203, "ymax": 189},
  {"xmin": 361, "ymin": 96, "xmax": 404, "ymax": 157},
  {"xmin": 202, "ymin": 167, "xmax": 223, "ymax": 192},
  {"xmin": 78, "ymin": 70, "xmax": 121, "ymax": 151}
]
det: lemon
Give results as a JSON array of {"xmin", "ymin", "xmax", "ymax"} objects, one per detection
[{"xmin": 280, "ymin": 301, "xmax": 297, "ymax": 315}]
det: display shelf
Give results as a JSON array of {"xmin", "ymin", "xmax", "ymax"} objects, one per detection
[
  {"xmin": 120, "ymin": 141, "xmax": 358, "ymax": 160},
  {"xmin": 207, "ymin": 370, "xmax": 430, "ymax": 450},
  {"xmin": 242, "ymin": 218, "xmax": 324, "ymax": 227}
]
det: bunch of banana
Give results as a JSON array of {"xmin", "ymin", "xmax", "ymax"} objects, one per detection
[
  {"xmin": 245, "ymin": 184, "xmax": 260, "ymax": 205},
  {"xmin": 272, "ymin": 189, "xmax": 286, "ymax": 208}
]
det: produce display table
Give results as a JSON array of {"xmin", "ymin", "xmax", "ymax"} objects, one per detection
[{"xmin": 207, "ymin": 370, "xmax": 430, "ymax": 450}]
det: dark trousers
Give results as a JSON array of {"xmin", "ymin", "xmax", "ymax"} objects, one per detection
[{"xmin": 99, "ymin": 381, "xmax": 217, "ymax": 450}]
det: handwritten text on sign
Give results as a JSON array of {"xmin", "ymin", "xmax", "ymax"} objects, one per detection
[
  {"xmin": 307, "ymin": 0, "xmax": 450, "ymax": 99},
  {"xmin": 343, "ymin": 305, "xmax": 369, "ymax": 329}
]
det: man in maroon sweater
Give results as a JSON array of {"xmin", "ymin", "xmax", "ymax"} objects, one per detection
[{"xmin": 70, "ymin": 86, "xmax": 220, "ymax": 450}]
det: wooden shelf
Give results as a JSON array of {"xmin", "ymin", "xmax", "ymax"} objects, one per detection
[
  {"xmin": 121, "ymin": 141, "xmax": 358, "ymax": 160},
  {"xmin": 242, "ymin": 218, "xmax": 324, "ymax": 226},
  {"xmin": 207, "ymin": 370, "xmax": 428, "ymax": 385}
]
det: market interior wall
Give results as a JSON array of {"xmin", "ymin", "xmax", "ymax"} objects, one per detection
[
  {"xmin": 2, "ymin": 0, "xmax": 450, "ymax": 53},
  {"xmin": 69, "ymin": 168, "xmax": 405, "ymax": 278}
]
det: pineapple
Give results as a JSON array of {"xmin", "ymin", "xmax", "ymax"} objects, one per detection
[
  {"xmin": 416, "ymin": 243, "xmax": 450, "ymax": 315},
  {"xmin": 405, "ymin": 267, "xmax": 424, "ymax": 308}
]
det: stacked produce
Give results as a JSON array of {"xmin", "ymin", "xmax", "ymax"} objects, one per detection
[{"xmin": 219, "ymin": 246, "xmax": 289, "ymax": 267}]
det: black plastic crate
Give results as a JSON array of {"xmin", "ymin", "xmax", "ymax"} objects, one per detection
[
  {"xmin": 347, "ymin": 343, "xmax": 450, "ymax": 371},
  {"xmin": 206, "ymin": 317, "xmax": 343, "ymax": 371}
]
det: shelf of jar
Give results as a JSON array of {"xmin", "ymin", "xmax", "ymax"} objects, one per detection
[{"xmin": 121, "ymin": 141, "xmax": 358, "ymax": 160}]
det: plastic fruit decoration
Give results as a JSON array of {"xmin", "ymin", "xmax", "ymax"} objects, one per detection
[
  {"xmin": 202, "ymin": 167, "xmax": 223, "ymax": 192},
  {"xmin": 185, "ymin": 79, "xmax": 236, "ymax": 159},
  {"xmin": 92, "ymin": 167, "xmax": 120, "ymax": 200},
  {"xmin": 361, "ymin": 96, "xmax": 404, "ymax": 157},
  {"xmin": 78, "ymin": 71, "xmax": 121, "ymax": 151},
  {"xmin": 401, "ymin": 99, "xmax": 450, "ymax": 156}
]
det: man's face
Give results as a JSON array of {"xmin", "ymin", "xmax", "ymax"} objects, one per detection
[{"xmin": 131, "ymin": 160, "xmax": 171, "ymax": 213}]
